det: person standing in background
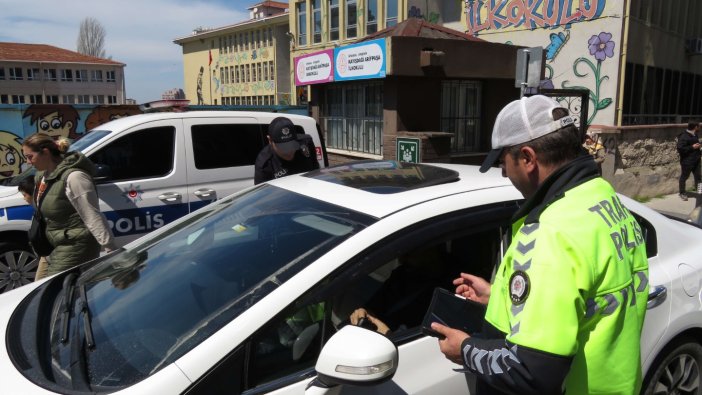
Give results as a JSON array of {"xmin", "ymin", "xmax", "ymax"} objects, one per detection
[
  {"xmin": 676, "ymin": 121, "xmax": 702, "ymax": 201},
  {"xmin": 583, "ymin": 133, "xmax": 605, "ymax": 174},
  {"xmin": 22, "ymin": 133, "xmax": 115, "ymax": 276}
]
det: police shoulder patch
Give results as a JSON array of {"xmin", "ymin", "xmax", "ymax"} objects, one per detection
[{"xmin": 509, "ymin": 270, "xmax": 530, "ymax": 304}]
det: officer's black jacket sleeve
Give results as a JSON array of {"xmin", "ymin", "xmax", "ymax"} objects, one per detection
[
  {"xmin": 461, "ymin": 331, "xmax": 572, "ymax": 395},
  {"xmin": 254, "ymin": 151, "xmax": 272, "ymax": 185},
  {"xmin": 678, "ymin": 133, "xmax": 695, "ymax": 155}
]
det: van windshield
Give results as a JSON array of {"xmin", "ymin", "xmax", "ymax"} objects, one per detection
[
  {"xmin": 45, "ymin": 184, "xmax": 376, "ymax": 389},
  {"xmin": 71, "ymin": 130, "xmax": 111, "ymax": 152}
]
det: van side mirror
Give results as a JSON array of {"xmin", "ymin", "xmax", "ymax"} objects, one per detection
[
  {"xmin": 94, "ymin": 164, "xmax": 112, "ymax": 183},
  {"xmin": 305, "ymin": 325, "xmax": 398, "ymax": 394}
]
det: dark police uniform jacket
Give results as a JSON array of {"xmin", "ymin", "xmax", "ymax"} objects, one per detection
[{"xmin": 254, "ymin": 135, "xmax": 319, "ymax": 184}]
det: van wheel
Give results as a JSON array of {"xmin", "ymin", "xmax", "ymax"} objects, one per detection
[
  {"xmin": 642, "ymin": 338, "xmax": 702, "ymax": 395},
  {"xmin": 0, "ymin": 241, "xmax": 38, "ymax": 293}
]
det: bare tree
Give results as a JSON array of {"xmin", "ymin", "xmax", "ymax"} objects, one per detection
[{"xmin": 76, "ymin": 17, "xmax": 106, "ymax": 58}]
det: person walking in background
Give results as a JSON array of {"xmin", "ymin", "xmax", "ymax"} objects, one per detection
[
  {"xmin": 583, "ymin": 132, "xmax": 605, "ymax": 173},
  {"xmin": 676, "ymin": 121, "xmax": 702, "ymax": 201},
  {"xmin": 254, "ymin": 117, "xmax": 319, "ymax": 184},
  {"xmin": 22, "ymin": 133, "xmax": 115, "ymax": 276},
  {"xmin": 17, "ymin": 176, "xmax": 49, "ymax": 281},
  {"xmin": 431, "ymin": 95, "xmax": 649, "ymax": 394}
]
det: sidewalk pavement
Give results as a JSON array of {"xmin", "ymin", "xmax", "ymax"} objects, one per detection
[{"xmin": 640, "ymin": 192, "xmax": 702, "ymax": 220}]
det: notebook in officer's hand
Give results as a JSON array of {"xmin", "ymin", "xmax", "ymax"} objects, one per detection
[{"xmin": 421, "ymin": 287, "xmax": 487, "ymax": 339}]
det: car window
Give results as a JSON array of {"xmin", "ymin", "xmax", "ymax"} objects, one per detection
[
  {"xmin": 191, "ymin": 123, "xmax": 265, "ymax": 169},
  {"xmin": 632, "ymin": 212, "xmax": 658, "ymax": 257},
  {"xmin": 88, "ymin": 126, "xmax": 174, "ymax": 182},
  {"xmin": 237, "ymin": 203, "xmax": 516, "ymax": 394},
  {"xmin": 34, "ymin": 185, "xmax": 376, "ymax": 391}
]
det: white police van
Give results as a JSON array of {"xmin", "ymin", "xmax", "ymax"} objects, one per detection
[{"xmin": 0, "ymin": 111, "xmax": 327, "ymax": 292}]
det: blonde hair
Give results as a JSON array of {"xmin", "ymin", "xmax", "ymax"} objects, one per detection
[{"xmin": 22, "ymin": 133, "xmax": 71, "ymax": 157}]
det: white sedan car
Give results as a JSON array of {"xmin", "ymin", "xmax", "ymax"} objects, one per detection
[{"xmin": 0, "ymin": 161, "xmax": 698, "ymax": 394}]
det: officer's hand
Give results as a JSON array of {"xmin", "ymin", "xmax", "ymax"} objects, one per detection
[
  {"xmin": 432, "ymin": 322, "xmax": 470, "ymax": 365},
  {"xmin": 453, "ymin": 273, "xmax": 491, "ymax": 305},
  {"xmin": 694, "ymin": 143, "xmax": 701, "ymax": 149}
]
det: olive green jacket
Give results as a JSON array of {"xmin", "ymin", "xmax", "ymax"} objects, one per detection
[{"xmin": 35, "ymin": 152, "xmax": 100, "ymax": 274}]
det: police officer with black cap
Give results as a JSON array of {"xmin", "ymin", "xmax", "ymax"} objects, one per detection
[{"xmin": 254, "ymin": 116, "xmax": 319, "ymax": 184}]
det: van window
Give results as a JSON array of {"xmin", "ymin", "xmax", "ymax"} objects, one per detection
[
  {"xmin": 191, "ymin": 124, "xmax": 265, "ymax": 170},
  {"xmin": 89, "ymin": 126, "xmax": 175, "ymax": 182}
]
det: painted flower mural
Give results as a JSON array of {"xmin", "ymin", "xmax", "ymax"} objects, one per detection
[
  {"xmin": 588, "ymin": 32, "xmax": 615, "ymax": 61},
  {"xmin": 562, "ymin": 31, "xmax": 615, "ymax": 124}
]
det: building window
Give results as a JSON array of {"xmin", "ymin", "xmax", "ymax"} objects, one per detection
[
  {"xmin": 297, "ymin": 2, "xmax": 307, "ymax": 45},
  {"xmin": 46, "ymin": 95, "xmax": 59, "ymax": 104},
  {"xmin": 92, "ymin": 70, "xmax": 103, "ymax": 82},
  {"xmin": 321, "ymin": 82, "xmax": 383, "ymax": 155},
  {"xmin": 108, "ymin": 95, "xmax": 117, "ymax": 104},
  {"xmin": 12, "ymin": 95, "xmax": 25, "ymax": 104},
  {"xmin": 257, "ymin": 63, "xmax": 262, "ymax": 82},
  {"xmin": 246, "ymin": 64, "xmax": 251, "ymax": 82},
  {"xmin": 77, "ymin": 95, "xmax": 90, "ymax": 104},
  {"xmin": 329, "ymin": 0, "xmax": 340, "ymax": 40},
  {"xmin": 63, "ymin": 95, "xmax": 75, "ymax": 104},
  {"xmin": 346, "ymin": 0, "xmax": 357, "ymax": 38},
  {"xmin": 255, "ymin": 30, "xmax": 260, "ymax": 49},
  {"xmin": 385, "ymin": 0, "xmax": 397, "ymax": 27},
  {"xmin": 264, "ymin": 62, "xmax": 269, "ymax": 80},
  {"xmin": 0, "ymin": 95, "xmax": 8, "ymax": 104},
  {"xmin": 270, "ymin": 62, "xmax": 275, "ymax": 81},
  {"xmin": 27, "ymin": 68, "xmax": 40, "ymax": 81},
  {"xmin": 220, "ymin": 68, "xmax": 225, "ymax": 84},
  {"xmin": 93, "ymin": 95, "xmax": 105, "ymax": 104},
  {"xmin": 267, "ymin": 28, "xmax": 273, "ymax": 46},
  {"xmin": 76, "ymin": 69, "xmax": 87, "ymax": 82},
  {"xmin": 230, "ymin": 67, "xmax": 235, "ymax": 84},
  {"xmin": 30, "ymin": 95, "xmax": 43, "ymax": 104},
  {"xmin": 235, "ymin": 65, "xmax": 240, "ymax": 83},
  {"xmin": 440, "ymin": 80, "xmax": 482, "ymax": 153},
  {"xmin": 106, "ymin": 70, "xmax": 116, "ymax": 82},
  {"xmin": 0, "ymin": 68, "xmax": 4, "ymax": 80},
  {"xmin": 44, "ymin": 69, "xmax": 57, "ymax": 81},
  {"xmin": 60, "ymin": 69, "xmax": 73, "ymax": 81},
  {"xmin": 367, "ymin": 0, "xmax": 378, "ymax": 34},
  {"xmin": 263, "ymin": 29, "xmax": 268, "ymax": 47},
  {"xmin": 312, "ymin": 0, "xmax": 322, "ymax": 43},
  {"xmin": 9, "ymin": 67, "xmax": 23, "ymax": 80}
]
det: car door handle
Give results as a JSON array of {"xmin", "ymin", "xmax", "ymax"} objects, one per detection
[
  {"xmin": 647, "ymin": 285, "xmax": 667, "ymax": 310},
  {"xmin": 158, "ymin": 192, "xmax": 181, "ymax": 202},
  {"xmin": 193, "ymin": 188, "xmax": 215, "ymax": 198}
]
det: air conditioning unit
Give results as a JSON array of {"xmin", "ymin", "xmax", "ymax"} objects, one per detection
[{"xmin": 685, "ymin": 38, "xmax": 702, "ymax": 55}]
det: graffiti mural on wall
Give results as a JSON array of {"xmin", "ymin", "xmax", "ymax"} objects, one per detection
[
  {"xmin": 562, "ymin": 31, "xmax": 614, "ymax": 124},
  {"xmin": 0, "ymin": 104, "xmax": 144, "ymax": 181},
  {"xmin": 465, "ymin": 0, "xmax": 606, "ymax": 35},
  {"xmin": 463, "ymin": 0, "xmax": 621, "ymax": 125},
  {"xmin": 0, "ymin": 131, "xmax": 25, "ymax": 179}
]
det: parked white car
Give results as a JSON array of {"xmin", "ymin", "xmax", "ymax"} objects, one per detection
[
  {"xmin": 0, "ymin": 161, "xmax": 697, "ymax": 394},
  {"xmin": 0, "ymin": 111, "xmax": 327, "ymax": 292}
]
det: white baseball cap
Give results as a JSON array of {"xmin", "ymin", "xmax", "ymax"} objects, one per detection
[{"xmin": 479, "ymin": 95, "xmax": 575, "ymax": 173}]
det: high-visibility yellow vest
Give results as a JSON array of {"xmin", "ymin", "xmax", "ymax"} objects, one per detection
[{"xmin": 486, "ymin": 177, "xmax": 649, "ymax": 394}]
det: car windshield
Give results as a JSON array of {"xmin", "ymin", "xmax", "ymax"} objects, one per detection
[
  {"xmin": 42, "ymin": 184, "xmax": 376, "ymax": 389},
  {"xmin": 70, "ymin": 129, "xmax": 111, "ymax": 152}
]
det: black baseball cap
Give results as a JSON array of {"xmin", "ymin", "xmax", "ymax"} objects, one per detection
[{"xmin": 268, "ymin": 117, "xmax": 300, "ymax": 154}]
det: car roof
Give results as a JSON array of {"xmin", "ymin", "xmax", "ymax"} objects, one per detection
[
  {"xmin": 268, "ymin": 160, "xmax": 517, "ymax": 218},
  {"xmin": 88, "ymin": 111, "xmax": 315, "ymax": 132}
]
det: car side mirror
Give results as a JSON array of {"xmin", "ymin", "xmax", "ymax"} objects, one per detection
[
  {"xmin": 305, "ymin": 325, "xmax": 398, "ymax": 394},
  {"xmin": 93, "ymin": 164, "xmax": 112, "ymax": 183}
]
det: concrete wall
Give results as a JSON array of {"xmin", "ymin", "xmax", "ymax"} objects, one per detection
[{"xmin": 591, "ymin": 124, "xmax": 687, "ymax": 198}]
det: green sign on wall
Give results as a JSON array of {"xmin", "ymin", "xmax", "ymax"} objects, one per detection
[{"xmin": 397, "ymin": 137, "xmax": 420, "ymax": 163}]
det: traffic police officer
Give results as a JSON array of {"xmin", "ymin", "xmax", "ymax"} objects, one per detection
[
  {"xmin": 254, "ymin": 116, "xmax": 319, "ymax": 184},
  {"xmin": 432, "ymin": 95, "xmax": 649, "ymax": 394}
]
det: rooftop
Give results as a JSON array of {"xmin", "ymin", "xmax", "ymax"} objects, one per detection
[
  {"xmin": 0, "ymin": 42, "xmax": 124, "ymax": 66},
  {"xmin": 361, "ymin": 18, "xmax": 485, "ymax": 42}
]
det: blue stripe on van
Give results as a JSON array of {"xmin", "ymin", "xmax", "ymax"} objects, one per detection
[{"xmin": 6, "ymin": 205, "xmax": 33, "ymax": 221}]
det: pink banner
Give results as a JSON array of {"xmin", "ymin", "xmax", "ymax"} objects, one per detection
[{"xmin": 294, "ymin": 49, "xmax": 334, "ymax": 86}]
